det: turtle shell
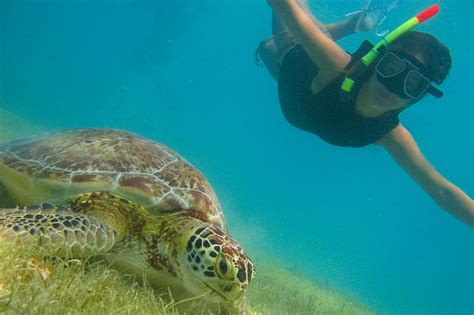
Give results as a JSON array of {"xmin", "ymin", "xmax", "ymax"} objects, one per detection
[{"xmin": 0, "ymin": 129, "xmax": 225, "ymax": 229}]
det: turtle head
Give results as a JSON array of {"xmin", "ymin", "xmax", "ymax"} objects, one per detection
[{"xmin": 180, "ymin": 224, "xmax": 256, "ymax": 302}]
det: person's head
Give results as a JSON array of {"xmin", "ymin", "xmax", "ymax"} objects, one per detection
[{"xmin": 365, "ymin": 31, "xmax": 452, "ymax": 111}]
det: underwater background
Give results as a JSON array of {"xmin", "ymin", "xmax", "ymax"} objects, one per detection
[{"xmin": 0, "ymin": 0, "xmax": 472, "ymax": 314}]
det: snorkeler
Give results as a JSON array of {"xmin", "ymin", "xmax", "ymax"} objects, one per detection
[{"xmin": 255, "ymin": 0, "xmax": 474, "ymax": 228}]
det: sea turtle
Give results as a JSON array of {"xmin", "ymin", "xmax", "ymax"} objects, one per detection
[{"xmin": 0, "ymin": 128, "xmax": 255, "ymax": 312}]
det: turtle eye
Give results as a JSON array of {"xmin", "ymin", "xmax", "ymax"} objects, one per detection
[
  {"xmin": 219, "ymin": 257, "xmax": 228, "ymax": 274},
  {"xmin": 215, "ymin": 254, "xmax": 232, "ymax": 279}
]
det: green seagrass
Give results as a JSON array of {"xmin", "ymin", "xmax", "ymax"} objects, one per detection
[{"xmin": 0, "ymin": 129, "xmax": 255, "ymax": 312}]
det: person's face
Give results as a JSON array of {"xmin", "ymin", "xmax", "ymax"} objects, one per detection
[{"xmin": 365, "ymin": 50, "xmax": 432, "ymax": 111}]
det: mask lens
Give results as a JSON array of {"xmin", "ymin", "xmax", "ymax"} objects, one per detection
[
  {"xmin": 405, "ymin": 70, "xmax": 430, "ymax": 99},
  {"xmin": 376, "ymin": 53, "xmax": 405, "ymax": 78}
]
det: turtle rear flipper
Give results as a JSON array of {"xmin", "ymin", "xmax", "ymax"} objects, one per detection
[{"xmin": 0, "ymin": 202, "xmax": 116, "ymax": 258}]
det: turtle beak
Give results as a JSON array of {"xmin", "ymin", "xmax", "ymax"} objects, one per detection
[
  {"xmin": 222, "ymin": 283, "xmax": 245, "ymax": 300},
  {"xmin": 201, "ymin": 280, "xmax": 244, "ymax": 301}
]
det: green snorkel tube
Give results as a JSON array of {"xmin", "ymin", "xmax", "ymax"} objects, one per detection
[{"xmin": 341, "ymin": 4, "xmax": 441, "ymax": 95}]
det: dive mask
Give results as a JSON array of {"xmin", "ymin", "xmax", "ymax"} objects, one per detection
[{"xmin": 375, "ymin": 51, "xmax": 444, "ymax": 100}]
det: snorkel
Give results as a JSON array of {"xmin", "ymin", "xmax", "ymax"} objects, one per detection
[{"xmin": 341, "ymin": 4, "xmax": 440, "ymax": 94}]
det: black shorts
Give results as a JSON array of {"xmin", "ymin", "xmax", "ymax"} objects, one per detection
[{"xmin": 277, "ymin": 44, "xmax": 320, "ymax": 132}]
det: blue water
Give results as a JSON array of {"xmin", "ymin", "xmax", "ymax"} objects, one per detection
[{"xmin": 1, "ymin": 0, "xmax": 472, "ymax": 314}]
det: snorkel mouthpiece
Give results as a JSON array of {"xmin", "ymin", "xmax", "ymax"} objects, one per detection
[{"xmin": 341, "ymin": 4, "xmax": 440, "ymax": 94}]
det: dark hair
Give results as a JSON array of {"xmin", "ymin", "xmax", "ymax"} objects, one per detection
[{"xmin": 389, "ymin": 31, "xmax": 452, "ymax": 84}]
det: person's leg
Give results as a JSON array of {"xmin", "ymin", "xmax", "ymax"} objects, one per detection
[
  {"xmin": 255, "ymin": 3, "xmax": 366, "ymax": 80},
  {"xmin": 254, "ymin": 13, "xmax": 295, "ymax": 80},
  {"xmin": 325, "ymin": 17, "xmax": 360, "ymax": 41},
  {"xmin": 326, "ymin": 10, "xmax": 380, "ymax": 40},
  {"xmin": 297, "ymin": 0, "xmax": 381, "ymax": 39},
  {"xmin": 256, "ymin": 10, "xmax": 333, "ymax": 80}
]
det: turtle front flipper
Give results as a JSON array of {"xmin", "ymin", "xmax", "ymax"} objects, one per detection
[
  {"xmin": 0, "ymin": 181, "xmax": 15, "ymax": 208},
  {"xmin": 0, "ymin": 202, "xmax": 116, "ymax": 258},
  {"xmin": 68, "ymin": 191, "xmax": 153, "ymax": 236}
]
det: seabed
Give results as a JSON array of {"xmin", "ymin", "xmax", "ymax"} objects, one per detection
[{"xmin": 0, "ymin": 107, "xmax": 374, "ymax": 314}]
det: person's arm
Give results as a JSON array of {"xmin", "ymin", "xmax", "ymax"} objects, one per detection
[
  {"xmin": 267, "ymin": 0, "xmax": 351, "ymax": 82},
  {"xmin": 375, "ymin": 124, "xmax": 474, "ymax": 228}
]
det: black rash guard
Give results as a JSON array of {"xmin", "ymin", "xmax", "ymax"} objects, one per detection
[{"xmin": 278, "ymin": 44, "xmax": 400, "ymax": 148}]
